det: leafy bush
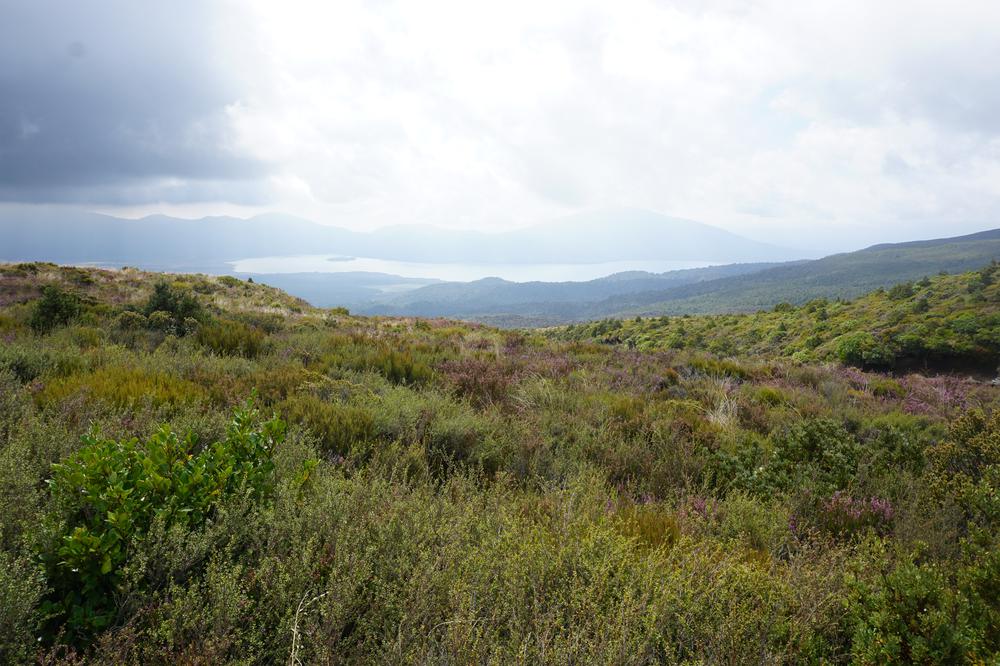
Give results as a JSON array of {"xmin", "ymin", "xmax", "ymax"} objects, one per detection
[
  {"xmin": 30, "ymin": 285, "xmax": 81, "ymax": 333},
  {"xmin": 39, "ymin": 403, "xmax": 286, "ymax": 640},
  {"xmin": 836, "ymin": 331, "xmax": 896, "ymax": 369},
  {"xmin": 848, "ymin": 555, "xmax": 990, "ymax": 664},
  {"xmin": 759, "ymin": 418, "xmax": 861, "ymax": 493},
  {"xmin": 143, "ymin": 282, "xmax": 203, "ymax": 332}
]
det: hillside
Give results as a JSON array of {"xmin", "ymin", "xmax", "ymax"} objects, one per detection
[
  {"xmin": 606, "ymin": 228, "xmax": 1000, "ymax": 317},
  {"xmin": 554, "ymin": 265, "xmax": 1000, "ymax": 377},
  {"xmin": 361, "ymin": 227, "xmax": 1000, "ymax": 324},
  {"xmin": 1, "ymin": 263, "xmax": 999, "ymax": 662}
]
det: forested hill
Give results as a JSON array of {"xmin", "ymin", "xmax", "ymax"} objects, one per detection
[{"xmin": 553, "ymin": 264, "xmax": 1000, "ymax": 376}]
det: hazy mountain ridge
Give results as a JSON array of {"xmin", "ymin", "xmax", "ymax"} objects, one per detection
[
  {"xmin": 356, "ymin": 262, "xmax": 790, "ymax": 318},
  {"xmin": 0, "ymin": 206, "xmax": 793, "ymax": 266},
  {"xmin": 359, "ymin": 228, "xmax": 1000, "ymax": 325}
]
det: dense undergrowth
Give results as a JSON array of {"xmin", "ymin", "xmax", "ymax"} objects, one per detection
[
  {"xmin": 1, "ymin": 262, "xmax": 998, "ymax": 664},
  {"xmin": 556, "ymin": 263, "xmax": 1000, "ymax": 375}
]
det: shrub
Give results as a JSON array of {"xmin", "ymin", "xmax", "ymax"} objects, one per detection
[
  {"xmin": 39, "ymin": 403, "xmax": 286, "ymax": 641},
  {"xmin": 369, "ymin": 347, "xmax": 432, "ymax": 385},
  {"xmin": 848, "ymin": 555, "xmax": 992, "ymax": 664},
  {"xmin": 115, "ymin": 310, "xmax": 147, "ymax": 330},
  {"xmin": 869, "ymin": 377, "xmax": 905, "ymax": 399},
  {"xmin": 278, "ymin": 394, "xmax": 374, "ymax": 456},
  {"xmin": 438, "ymin": 357, "xmax": 520, "ymax": 408},
  {"xmin": 143, "ymin": 282, "xmax": 203, "ymax": 332},
  {"xmin": 36, "ymin": 366, "xmax": 205, "ymax": 409},
  {"xmin": 0, "ymin": 550, "xmax": 46, "ymax": 663},
  {"xmin": 836, "ymin": 331, "xmax": 896, "ymax": 369},
  {"xmin": 887, "ymin": 281, "xmax": 914, "ymax": 300},
  {"xmin": 30, "ymin": 285, "xmax": 81, "ymax": 333},
  {"xmin": 197, "ymin": 319, "xmax": 268, "ymax": 358},
  {"xmin": 760, "ymin": 418, "xmax": 860, "ymax": 493},
  {"xmin": 815, "ymin": 491, "xmax": 894, "ymax": 537},
  {"xmin": 613, "ymin": 503, "xmax": 679, "ymax": 551}
]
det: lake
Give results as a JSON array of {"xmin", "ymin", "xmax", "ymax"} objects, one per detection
[{"xmin": 229, "ymin": 255, "xmax": 718, "ymax": 283}]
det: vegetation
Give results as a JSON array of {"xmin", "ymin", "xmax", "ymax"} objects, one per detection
[
  {"xmin": 556, "ymin": 264, "xmax": 1000, "ymax": 374},
  {"xmin": 1, "ymin": 262, "xmax": 998, "ymax": 663}
]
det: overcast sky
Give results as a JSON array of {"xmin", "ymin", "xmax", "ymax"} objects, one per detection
[{"xmin": 2, "ymin": 0, "xmax": 999, "ymax": 251}]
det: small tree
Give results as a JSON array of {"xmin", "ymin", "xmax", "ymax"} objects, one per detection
[
  {"xmin": 30, "ymin": 285, "xmax": 81, "ymax": 333},
  {"xmin": 143, "ymin": 282, "xmax": 203, "ymax": 333}
]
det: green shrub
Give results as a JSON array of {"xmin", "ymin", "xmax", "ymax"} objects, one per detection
[
  {"xmin": 39, "ymin": 403, "xmax": 286, "ymax": 641},
  {"xmin": 0, "ymin": 550, "xmax": 46, "ymax": 663},
  {"xmin": 143, "ymin": 282, "xmax": 203, "ymax": 333},
  {"xmin": 836, "ymin": 332, "xmax": 896, "ymax": 369},
  {"xmin": 760, "ymin": 418, "xmax": 860, "ymax": 493},
  {"xmin": 30, "ymin": 285, "xmax": 81, "ymax": 333},
  {"xmin": 887, "ymin": 281, "xmax": 914, "ymax": 300},
  {"xmin": 36, "ymin": 366, "xmax": 205, "ymax": 409},
  {"xmin": 848, "ymin": 554, "xmax": 993, "ymax": 664},
  {"xmin": 369, "ymin": 347, "xmax": 432, "ymax": 385},
  {"xmin": 869, "ymin": 377, "xmax": 905, "ymax": 399},
  {"xmin": 278, "ymin": 394, "xmax": 374, "ymax": 456},
  {"xmin": 197, "ymin": 319, "xmax": 268, "ymax": 358},
  {"xmin": 613, "ymin": 503, "xmax": 679, "ymax": 551}
]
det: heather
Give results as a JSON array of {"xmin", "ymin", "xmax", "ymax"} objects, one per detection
[{"xmin": 0, "ymin": 263, "xmax": 998, "ymax": 664}]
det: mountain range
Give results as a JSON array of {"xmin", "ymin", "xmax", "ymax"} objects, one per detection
[{"xmin": 0, "ymin": 206, "xmax": 791, "ymax": 267}]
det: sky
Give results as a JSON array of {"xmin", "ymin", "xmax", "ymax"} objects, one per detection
[{"xmin": 1, "ymin": 0, "xmax": 999, "ymax": 252}]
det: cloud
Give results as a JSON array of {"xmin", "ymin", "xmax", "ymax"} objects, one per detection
[
  {"xmin": 0, "ymin": 0, "xmax": 270, "ymax": 204},
  {"xmin": 2, "ymin": 0, "xmax": 1000, "ymax": 249}
]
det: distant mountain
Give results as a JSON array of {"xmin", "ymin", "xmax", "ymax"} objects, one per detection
[
  {"xmin": 357, "ymin": 263, "xmax": 791, "ymax": 318},
  {"xmin": 0, "ymin": 206, "xmax": 794, "ymax": 267},
  {"xmin": 360, "ymin": 228, "xmax": 1000, "ymax": 325}
]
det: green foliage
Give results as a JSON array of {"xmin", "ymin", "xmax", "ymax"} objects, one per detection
[
  {"xmin": 317, "ymin": 335, "xmax": 433, "ymax": 385},
  {"xmin": 30, "ymin": 285, "xmax": 81, "ymax": 333},
  {"xmin": 143, "ymin": 282, "xmax": 203, "ymax": 333},
  {"xmin": 278, "ymin": 394, "xmax": 374, "ymax": 455},
  {"xmin": 197, "ymin": 319, "xmax": 268, "ymax": 358},
  {"xmin": 557, "ymin": 269, "xmax": 1000, "ymax": 374},
  {"xmin": 36, "ymin": 366, "xmax": 205, "ymax": 409},
  {"xmin": 39, "ymin": 402, "xmax": 285, "ymax": 641},
  {"xmin": 759, "ymin": 419, "xmax": 861, "ymax": 494},
  {"xmin": 848, "ymin": 553, "xmax": 995, "ymax": 664},
  {"xmin": 2, "ymin": 263, "xmax": 999, "ymax": 662},
  {"xmin": 0, "ymin": 550, "xmax": 46, "ymax": 663},
  {"xmin": 836, "ymin": 331, "xmax": 896, "ymax": 368}
]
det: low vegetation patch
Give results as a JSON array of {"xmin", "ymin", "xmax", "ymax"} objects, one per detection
[{"xmin": 0, "ymin": 263, "xmax": 997, "ymax": 663}]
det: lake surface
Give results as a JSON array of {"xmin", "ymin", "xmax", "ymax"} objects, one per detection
[{"xmin": 230, "ymin": 255, "xmax": 718, "ymax": 282}]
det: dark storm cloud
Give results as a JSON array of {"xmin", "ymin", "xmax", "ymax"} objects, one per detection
[{"xmin": 0, "ymin": 0, "xmax": 269, "ymax": 203}]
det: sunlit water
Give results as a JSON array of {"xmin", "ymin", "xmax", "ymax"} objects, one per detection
[{"xmin": 230, "ymin": 255, "xmax": 718, "ymax": 282}]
